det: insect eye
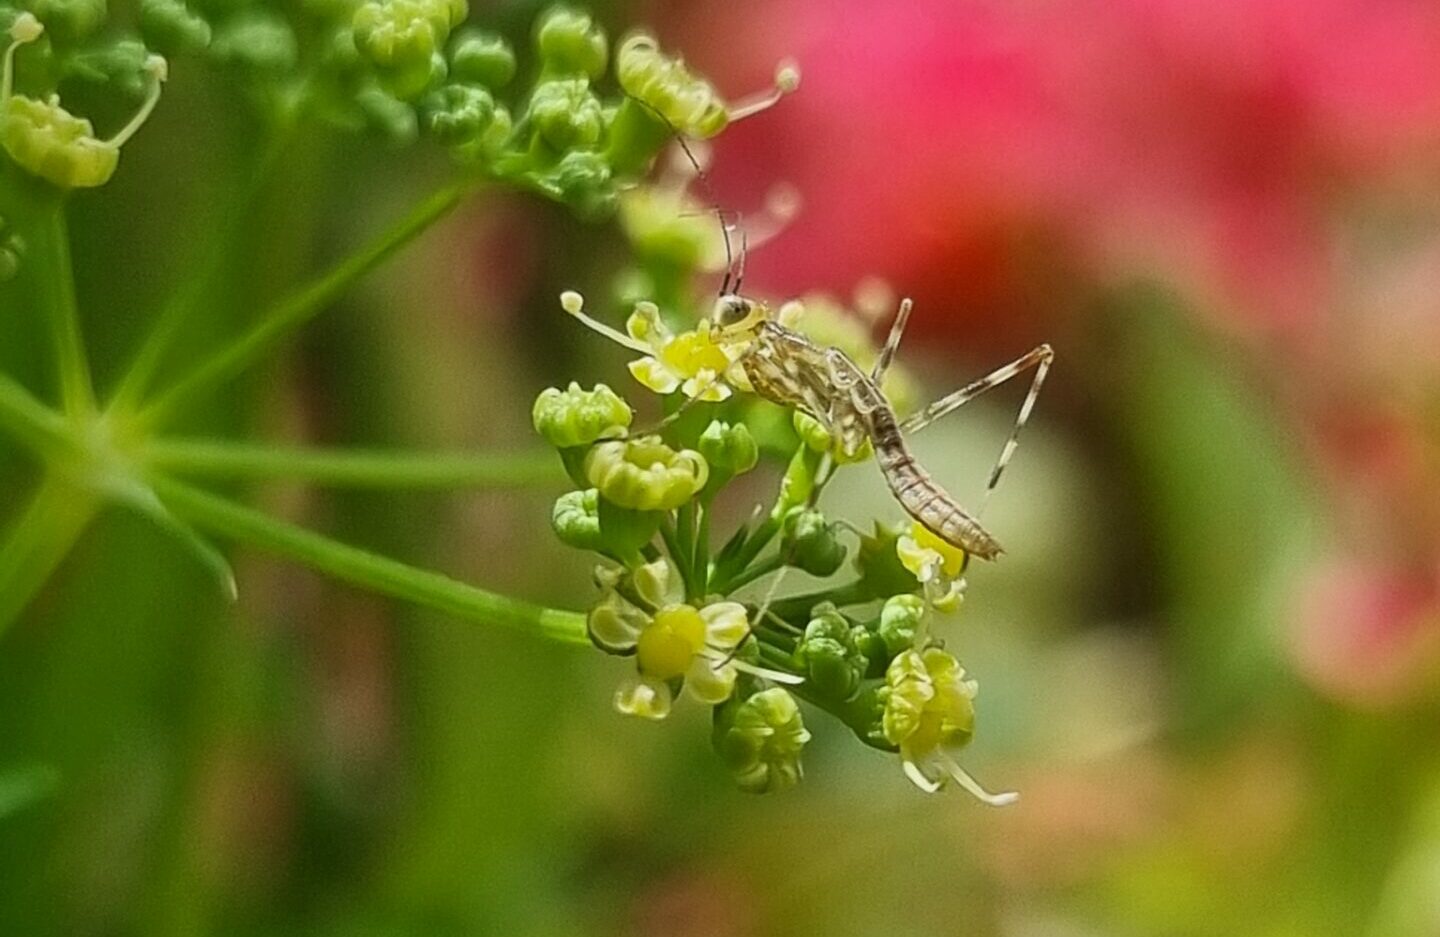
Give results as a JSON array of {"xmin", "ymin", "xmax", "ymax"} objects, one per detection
[{"xmin": 717, "ymin": 296, "xmax": 751, "ymax": 326}]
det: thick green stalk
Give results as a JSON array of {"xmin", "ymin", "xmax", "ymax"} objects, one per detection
[
  {"xmin": 142, "ymin": 439, "xmax": 566, "ymax": 489},
  {"xmin": 136, "ymin": 182, "xmax": 470, "ymax": 429},
  {"xmin": 0, "ymin": 372, "xmax": 77, "ymax": 462},
  {"xmin": 0, "ymin": 477, "xmax": 100, "ymax": 637},
  {"xmin": 30, "ymin": 202, "xmax": 96, "ymax": 417},
  {"xmin": 149, "ymin": 474, "xmax": 588, "ymax": 644}
]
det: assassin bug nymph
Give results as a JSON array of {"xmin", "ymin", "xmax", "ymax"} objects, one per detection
[{"xmin": 704, "ymin": 292, "xmax": 1052, "ymax": 560}]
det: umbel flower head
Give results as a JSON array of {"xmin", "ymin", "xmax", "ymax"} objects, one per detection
[
  {"xmin": 882, "ymin": 647, "xmax": 1016, "ymax": 805},
  {"xmin": 587, "ymin": 558, "xmax": 798, "ymax": 719},
  {"xmin": 1, "ymin": 14, "xmax": 168, "ymax": 189}
]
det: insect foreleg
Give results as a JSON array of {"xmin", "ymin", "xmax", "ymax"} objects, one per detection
[{"xmin": 870, "ymin": 297, "xmax": 914, "ymax": 385}]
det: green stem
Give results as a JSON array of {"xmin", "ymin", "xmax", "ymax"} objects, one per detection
[
  {"xmin": 0, "ymin": 372, "xmax": 78, "ymax": 462},
  {"xmin": 722, "ymin": 553, "xmax": 785, "ymax": 594},
  {"xmin": 693, "ymin": 504, "xmax": 711, "ymax": 595},
  {"xmin": 135, "ymin": 181, "xmax": 471, "ymax": 430},
  {"xmin": 769, "ymin": 580, "xmax": 873, "ymax": 623},
  {"xmin": 108, "ymin": 134, "xmax": 292, "ymax": 414},
  {"xmin": 142, "ymin": 439, "xmax": 566, "ymax": 489},
  {"xmin": 148, "ymin": 474, "xmax": 588, "ymax": 644},
  {"xmin": 0, "ymin": 476, "xmax": 100, "ymax": 638},
  {"xmin": 657, "ymin": 516, "xmax": 695, "ymax": 599},
  {"xmin": 31, "ymin": 201, "xmax": 96, "ymax": 418}
]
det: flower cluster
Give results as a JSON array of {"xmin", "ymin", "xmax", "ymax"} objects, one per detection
[
  {"xmin": 536, "ymin": 284, "xmax": 1014, "ymax": 803},
  {"xmin": 0, "ymin": 2, "xmax": 796, "ymax": 213}
]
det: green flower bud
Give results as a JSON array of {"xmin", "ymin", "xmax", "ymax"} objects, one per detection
[
  {"xmin": 713, "ymin": 688, "xmax": 811, "ymax": 794},
  {"xmin": 877, "ymin": 593, "xmax": 925, "ymax": 657},
  {"xmin": 585, "ymin": 436, "xmax": 708, "ymax": 512},
  {"xmin": 139, "ymin": 0, "xmax": 211, "ymax": 54},
  {"xmin": 794, "ymin": 605, "xmax": 867, "ymax": 700},
  {"xmin": 25, "ymin": 0, "xmax": 105, "ymax": 41},
  {"xmin": 352, "ymin": 0, "xmax": 448, "ymax": 99},
  {"xmin": 782, "ymin": 508, "xmax": 847, "ymax": 577},
  {"xmin": 67, "ymin": 39, "xmax": 154, "ymax": 96},
  {"xmin": 354, "ymin": 84, "xmax": 418, "ymax": 142},
  {"xmin": 697, "ymin": 419, "xmax": 758, "ymax": 478},
  {"xmin": 551, "ymin": 488, "xmax": 603, "ymax": 552},
  {"xmin": 448, "ymin": 27, "xmax": 514, "ymax": 88},
  {"xmin": 534, "ymin": 5, "xmax": 606, "ymax": 78},
  {"xmin": 211, "ymin": 11, "xmax": 297, "ymax": 73},
  {"xmin": 615, "ymin": 33, "xmax": 726, "ymax": 138},
  {"xmin": 525, "ymin": 149, "xmax": 615, "ymax": 219},
  {"xmin": 423, "ymin": 82, "xmax": 493, "ymax": 145},
  {"xmin": 854, "ymin": 521, "xmax": 919, "ymax": 601},
  {"xmin": 2, "ymin": 95, "xmax": 117, "ymax": 188},
  {"xmin": 529, "ymin": 77, "xmax": 603, "ymax": 152},
  {"xmin": 532, "ymin": 382, "xmax": 632, "ymax": 449}
]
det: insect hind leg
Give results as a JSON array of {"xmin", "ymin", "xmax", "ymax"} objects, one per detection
[{"xmin": 900, "ymin": 344, "xmax": 1053, "ymax": 512}]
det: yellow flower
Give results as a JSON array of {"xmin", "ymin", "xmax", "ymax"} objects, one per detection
[
  {"xmin": 897, "ymin": 520, "xmax": 968, "ymax": 612},
  {"xmin": 883, "ymin": 648, "xmax": 1016, "ymax": 805},
  {"xmin": 560, "ymin": 292, "xmax": 745, "ymax": 400},
  {"xmin": 588, "ymin": 559, "xmax": 800, "ymax": 720}
]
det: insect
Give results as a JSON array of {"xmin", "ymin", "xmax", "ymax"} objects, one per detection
[
  {"xmin": 708, "ymin": 292, "xmax": 1053, "ymax": 560},
  {"xmin": 566, "ymin": 125, "xmax": 1053, "ymax": 559}
]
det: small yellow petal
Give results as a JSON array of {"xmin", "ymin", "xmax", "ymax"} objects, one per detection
[
  {"xmin": 628, "ymin": 357, "xmax": 682, "ymax": 394},
  {"xmin": 615, "ymin": 677, "xmax": 673, "ymax": 720}
]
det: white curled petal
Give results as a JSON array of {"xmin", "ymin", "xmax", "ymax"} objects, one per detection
[
  {"xmin": 700, "ymin": 601, "xmax": 749, "ymax": 649},
  {"xmin": 628, "ymin": 357, "xmax": 682, "ymax": 394},
  {"xmin": 587, "ymin": 595, "xmax": 645, "ymax": 651},
  {"xmin": 685, "ymin": 657, "xmax": 737, "ymax": 704},
  {"xmin": 614, "ymin": 676, "xmax": 673, "ymax": 720},
  {"xmin": 633, "ymin": 558, "xmax": 681, "ymax": 608}
]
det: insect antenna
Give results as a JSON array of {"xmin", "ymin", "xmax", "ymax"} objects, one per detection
[{"xmin": 623, "ymin": 94, "xmax": 744, "ymax": 296}]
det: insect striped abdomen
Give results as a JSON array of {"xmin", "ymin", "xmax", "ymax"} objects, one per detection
[{"xmin": 867, "ymin": 405, "xmax": 1004, "ymax": 560}]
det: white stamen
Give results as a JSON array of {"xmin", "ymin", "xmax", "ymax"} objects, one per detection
[
  {"xmin": 728, "ymin": 658, "xmax": 806, "ymax": 685},
  {"xmin": 728, "ymin": 58, "xmax": 802, "ymax": 121},
  {"xmin": 939, "ymin": 751, "xmax": 1019, "ymax": 807},
  {"xmin": 106, "ymin": 55, "xmax": 168, "ymax": 148},
  {"xmin": 902, "ymin": 758, "xmax": 942, "ymax": 793},
  {"xmin": 2, "ymin": 13, "xmax": 42, "ymax": 104},
  {"xmin": 561, "ymin": 292, "xmax": 653, "ymax": 354}
]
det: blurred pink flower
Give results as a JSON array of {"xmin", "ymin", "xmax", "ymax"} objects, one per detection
[
  {"xmin": 669, "ymin": 0, "xmax": 1440, "ymax": 341},
  {"xmin": 1289, "ymin": 558, "xmax": 1440, "ymax": 708}
]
